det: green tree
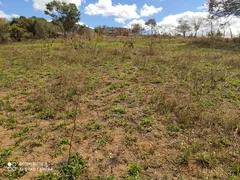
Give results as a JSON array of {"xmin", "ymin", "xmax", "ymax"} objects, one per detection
[
  {"xmin": 131, "ymin": 23, "xmax": 142, "ymax": 35},
  {"xmin": 145, "ymin": 18, "xmax": 157, "ymax": 35},
  {"xmin": 34, "ymin": 18, "xmax": 56, "ymax": 38},
  {"xmin": 176, "ymin": 19, "xmax": 191, "ymax": 38},
  {"xmin": 0, "ymin": 18, "xmax": 10, "ymax": 43},
  {"xmin": 9, "ymin": 25, "xmax": 25, "ymax": 41},
  {"xmin": 10, "ymin": 16, "xmax": 33, "ymax": 40},
  {"xmin": 45, "ymin": 0, "xmax": 81, "ymax": 37}
]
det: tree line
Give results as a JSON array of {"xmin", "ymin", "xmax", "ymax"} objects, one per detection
[
  {"xmin": 0, "ymin": 0, "xmax": 240, "ymax": 43},
  {"xmin": 0, "ymin": 0, "xmax": 83, "ymax": 43}
]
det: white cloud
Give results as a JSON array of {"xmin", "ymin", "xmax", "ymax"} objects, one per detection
[
  {"xmin": 140, "ymin": 4, "xmax": 163, "ymax": 17},
  {"xmin": 156, "ymin": 11, "xmax": 240, "ymax": 37},
  {"xmin": 124, "ymin": 19, "xmax": 146, "ymax": 29},
  {"xmin": 85, "ymin": 0, "xmax": 140, "ymax": 24},
  {"xmin": 0, "ymin": 10, "xmax": 19, "ymax": 20},
  {"xmin": 32, "ymin": 0, "xmax": 83, "ymax": 11},
  {"xmin": 197, "ymin": 6, "xmax": 205, "ymax": 10}
]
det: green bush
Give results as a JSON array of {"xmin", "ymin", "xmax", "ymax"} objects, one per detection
[{"xmin": 59, "ymin": 153, "xmax": 86, "ymax": 179}]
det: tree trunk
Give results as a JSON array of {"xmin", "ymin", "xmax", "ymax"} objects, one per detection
[
  {"xmin": 194, "ymin": 31, "xmax": 197, "ymax": 38},
  {"xmin": 183, "ymin": 32, "xmax": 186, "ymax": 38}
]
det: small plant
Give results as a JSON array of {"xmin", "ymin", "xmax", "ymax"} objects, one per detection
[
  {"xmin": 87, "ymin": 120, "xmax": 102, "ymax": 131},
  {"xmin": 12, "ymin": 127, "xmax": 34, "ymax": 138},
  {"xmin": 59, "ymin": 153, "xmax": 86, "ymax": 179},
  {"xmin": 4, "ymin": 166, "xmax": 27, "ymax": 180},
  {"xmin": 196, "ymin": 152, "xmax": 216, "ymax": 168},
  {"xmin": 5, "ymin": 116, "xmax": 17, "ymax": 130},
  {"xmin": 96, "ymin": 134, "xmax": 113, "ymax": 149},
  {"xmin": 112, "ymin": 107, "xmax": 126, "ymax": 114},
  {"xmin": 29, "ymin": 139, "xmax": 42, "ymax": 148},
  {"xmin": 177, "ymin": 150, "xmax": 190, "ymax": 165},
  {"xmin": 124, "ymin": 135, "xmax": 137, "ymax": 146},
  {"xmin": 0, "ymin": 148, "xmax": 12, "ymax": 167},
  {"xmin": 150, "ymin": 77, "xmax": 164, "ymax": 84},
  {"xmin": 59, "ymin": 138, "xmax": 70, "ymax": 145},
  {"xmin": 230, "ymin": 163, "xmax": 240, "ymax": 176},
  {"xmin": 4, "ymin": 100, "xmax": 16, "ymax": 112},
  {"xmin": 39, "ymin": 110, "xmax": 56, "ymax": 120},
  {"xmin": 166, "ymin": 125, "xmax": 183, "ymax": 136},
  {"xmin": 220, "ymin": 137, "xmax": 231, "ymax": 147},
  {"xmin": 0, "ymin": 117, "xmax": 5, "ymax": 125},
  {"xmin": 140, "ymin": 117, "xmax": 152, "ymax": 128},
  {"xmin": 128, "ymin": 163, "xmax": 141, "ymax": 177}
]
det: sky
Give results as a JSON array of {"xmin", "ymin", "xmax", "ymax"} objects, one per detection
[{"xmin": 0, "ymin": 0, "xmax": 240, "ymax": 36}]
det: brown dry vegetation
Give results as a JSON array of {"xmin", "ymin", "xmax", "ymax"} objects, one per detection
[{"xmin": 0, "ymin": 35, "xmax": 239, "ymax": 180}]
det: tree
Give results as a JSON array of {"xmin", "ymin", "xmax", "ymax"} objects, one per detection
[
  {"xmin": 131, "ymin": 23, "xmax": 142, "ymax": 35},
  {"xmin": 176, "ymin": 19, "xmax": 191, "ymax": 38},
  {"xmin": 45, "ymin": 0, "xmax": 81, "ymax": 37},
  {"xmin": 0, "ymin": 18, "xmax": 10, "ymax": 43},
  {"xmin": 9, "ymin": 25, "xmax": 25, "ymax": 41},
  {"xmin": 34, "ymin": 18, "xmax": 55, "ymax": 38},
  {"xmin": 205, "ymin": 14, "xmax": 217, "ymax": 37},
  {"xmin": 145, "ymin": 19, "xmax": 157, "ymax": 35},
  {"xmin": 192, "ymin": 18, "xmax": 202, "ymax": 37},
  {"xmin": 10, "ymin": 16, "xmax": 33, "ymax": 39},
  {"xmin": 208, "ymin": 0, "xmax": 240, "ymax": 16}
]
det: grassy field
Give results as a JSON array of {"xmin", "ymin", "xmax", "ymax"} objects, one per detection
[{"xmin": 0, "ymin": 35, "xmax": 239, "ymax": 179}]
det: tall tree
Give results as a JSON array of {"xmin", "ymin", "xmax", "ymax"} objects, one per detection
[
  {"xmin": 176, "ymin": 19, "xmax": 191, "ymax": 38},
  {"xmin": 145, "ymin": 19, "xmax": 157, "ymax": 35},
  {"xmin": 45, "ymin": 0, "xmax": 81, "ymax": 37},
  {"xmin": 208, "ymin": 0, "xmax": 240, "ymax": 16},
  {"xmin": 131, "ymin": 23, "xmax": 142, "ymax": 35},
  {"xmin": 192, "ymin": 18, "xmax": 202, "ymax": 37}
]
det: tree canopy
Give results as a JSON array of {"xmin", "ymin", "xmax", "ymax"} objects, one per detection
[
  {"xmin": 208, "ymin": 0, "xmax": 240, "ymax": 16},
  {"xmin": 45, "ymin": 0, "xmax": 80, "ymax": 37},
  {"xmin": 145, "ymin": 19, "xmax": 157, "ymax": 34},
  {"xmin": 176, "ymin": 19, "xmax": 191, "ymax": 37}
]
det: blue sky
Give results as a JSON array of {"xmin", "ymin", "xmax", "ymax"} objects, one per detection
[{"xmin": 0, "ymin": 0, "xmax": 206, "ymax": 27}]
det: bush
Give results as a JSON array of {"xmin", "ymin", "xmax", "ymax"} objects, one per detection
[
  {"xmin": 59, "ymin": 153, "xmax": 86, "ymax": 179},
  {"xmin": 0, "ymin": 21, "xmax": 10, "ymax": 43}
]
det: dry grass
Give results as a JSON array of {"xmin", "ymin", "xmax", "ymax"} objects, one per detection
[{"xmin": 0, "ymin": 36, "xmax": 239, "ymax": 179}]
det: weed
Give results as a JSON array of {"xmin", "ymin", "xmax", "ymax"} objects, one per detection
[
  {"xmin": 177, "ymin": 150, "xmax": 190, "ymax": 165},
  {"xmin": 230, "ymin": 163, "xmax": 240, "ymax": 176},
  {"xmin": 150, "ymin": 77, "xmax": 165, "ymax": 84},
  {"xmin": 128, "ymin": 163, "xmax": 141, "ymax": 177},
  {"xmin": 12, "ymin": 127, "xmax": 34, "ymax": 138},
  {"xmin": 112, "ymin": 107, "xmax": 126, "ymax": 114},
  {"xmin": 5, "ymin": 116, "xmax": 17, "ymax": 130},
  {"xmin": 196, "ymin": 152, "xmax": 216, "ymax": 168},
  {"xmin": 124, "ymin": 135, "xmax": 137, "ymax": 146},
  {"xmin": 139, "ymin": 117, "xmax": 152, "ymax": 128},
  {"xmin": 220, "ymin": 137, "xmax": 231, "ymax": 147},
  {"xmin": 39, "ymin": 110, "xmax": 56, "ymax": 120},
  {"xmin": 29, "ymin": 139, "xmax": 42, "ymax": 148},
  {"xmin": 59, "ymin": 138, "xmax": 70, "ymax": 145},
  {"xmin": 0, "ymin": 117, "xmax": 5, "ymax": 125},
  {"xmin": 166, "ymin": 125, "xmax": 183, "ymax": 136},
  {"xmin": 87, "ymin": 120, "xmax": 102, "ymax": 131},
  {"xmin": 59, "ymin": 153, "xmax": 86, "ymax": 179},
  {"xmin": 95, "ymin": 134, "xmax": 113, "ymax": 149},
  {"xmin": 3, "ymin": 166, "xmax": 27, "ymax": 180},
  {"xmin": 0, "ymin": 148, "xmax": 12, "ymax": 167}
]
